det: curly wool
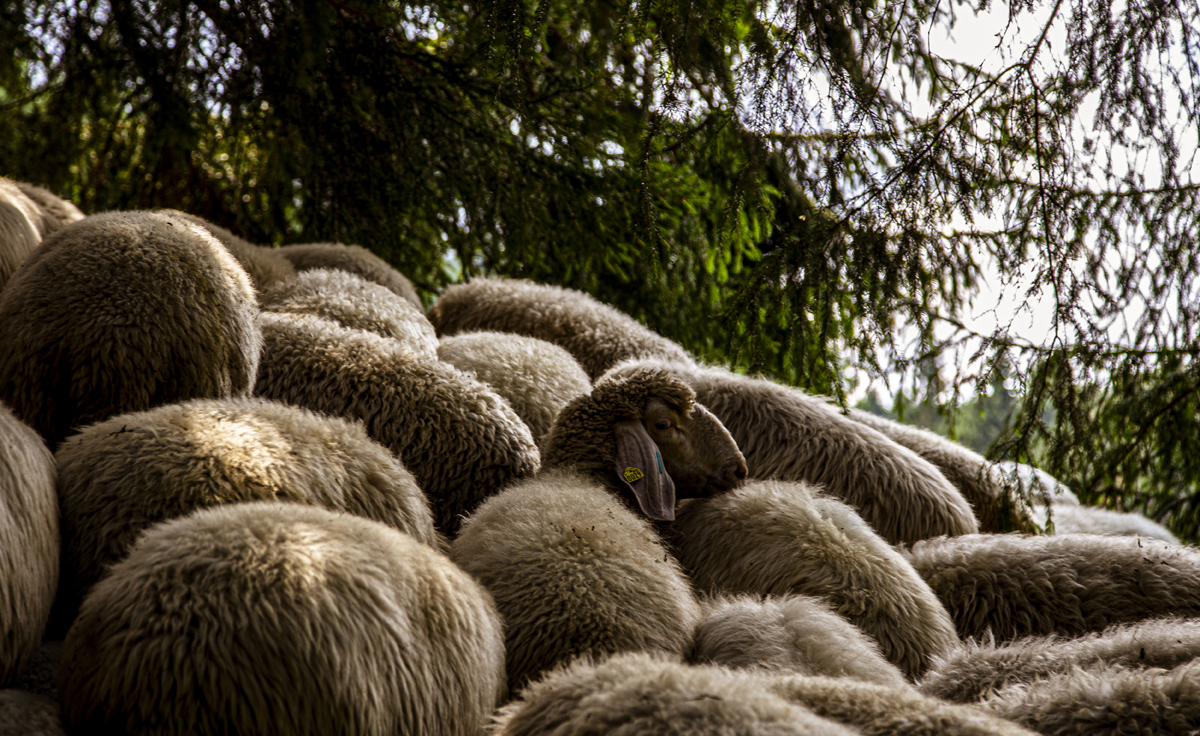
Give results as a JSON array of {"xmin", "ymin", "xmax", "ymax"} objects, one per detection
[
  {"xmin": 59, "ymin": 502, "xmax": 506, "ymax": 736},
  {"xmin": 13, "ymin": 181, "xmax": 85, "ymax": 229},
  {"xmin": 920, "ymin": 617, "xmax": 1200, "ymax": 703},
  {"xmin": 492, "ymin": 652, "xmax": 860, "ymax": 736},
  {"xmin": 605, "ymin": 358, "xmax": 978, "ymax": 545},
  {"xmin": 438, "ymin": 331, "xmax": 592, "ymax": 448},
  {"xmin": 0, "ymin": 689, "xmax": 65, "ymax": 736},
  {"xmin": 904, "ymin": 533, "xmax": 1200, "ymax": 643},
  {"xmin": 262, "ymin": 268, "xmax": 438, "ymax": 358},
  {"xmin": 847, "ymin": 409, "xmax": 1036, "ymax": 533},
  {"xmin": 51, "ymin": 396, "xmax": 439, "ymax": 636},
  {"xmin": 981, "ymin": 660, "xmax": 1200, "ymax": 735},
  {"xmin": 165, "ymin": 210, "xmax": 297, "ymax": 292},
  {"xmin": 0, "ymin": 178, "xmax": 42, "ymax": 289},
  {"xmin": 767, "ymin": 674, "xmax": 1038, "ymax": 736},
  {"xmin": 688, "ymin": 595, "xmax": 909, "ymax": 688},
  {"xmin": 0, "ymin": 210, "xmax": 262, "ymax": 449},
  {"xmin": 0, "ymin": 403, "xmax": 57, "ymax": 686},
  {"xmin": 254, "ymin": 312, "xmax": 540, "ymax": 533},
  {"xmin": 667, "ymin": 480, "xmax": 960, "ymax": 681},
  {"xmin": 278, "ymin": 242, "xmax": 422, "ymax": 308},
  {"xmin": 428, "ymin": 277, "xmax": 696, "ymax": 380}
]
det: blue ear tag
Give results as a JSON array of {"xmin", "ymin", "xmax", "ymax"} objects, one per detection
[{"xmin": 656, "ymin": 451, "xmax": 664, "ymax": 474}]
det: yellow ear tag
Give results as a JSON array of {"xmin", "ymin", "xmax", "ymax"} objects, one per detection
[{"xmin": 623, "ymin": 466, "xmax": 644, "ymax": 483}]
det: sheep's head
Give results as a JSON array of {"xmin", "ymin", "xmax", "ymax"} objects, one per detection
[{"xmin": 543, "ymin": 368, "xmax": 747, "ymax": 520}]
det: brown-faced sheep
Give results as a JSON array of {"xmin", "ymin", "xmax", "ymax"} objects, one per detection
[
  {"xmin": 920, "ymin": 617, "xmax": 1200, "ymax": 703},
  {"xmin": 846, "ymin": 409, "xmax": 1036, "ymax": 533},
  {"xmin": 261, "ymin": 268, "xmax": 438, "ymax": 358},
  {"xmin": 13, "ymin": 182, "xmax": 85, "ymax": 229},
  {"xmin": 58, "ymin": 501, "xmax": 505, "ymax": 736},
  {"xmin": 254, "ymin": 311, "xmax": 540, "ymax": 533},
  {"xmin": 687, "ymin": 595, "xmax": 909, "ymax": 688},
  {"xmin": 278, "ymin": 242, "xmax": 422, "ymax": 308},
  {"xmin": 0, "ymin": 179, "xmax": 42, "ymax": 290},
  {"xmin": 492, "ymin": 652, "xmax": 861, "ymax": 736},
  {"xmin": 450, "ymin": 368, "xmax": 747, "ymax": 692},
  {"xmin": 904, "ymin": 533, "xmax": 1200, "ymax": 643},
  {"xmin": 667, "ymin": 479, "xmax": 960, "ymax": 680},
  {"xmin": 0, "ymin": 689, "xmax": 65, "ymax": 736},
  {"xmin": 50, "ymin": 396, "xmax": 438, "ymax": 635},
  {"xmin": 0, "ymin": 211, "xmax": 262, "ymax": 449},
  {"xmin": 164, "ymin": 210, "xmax": 297, "ymax": 291},
  {"xmin": 980, "ymin": 660, "xmax": 1200, "ymax": 735},
  {"xmin": 428, "ymin": 277, "xmax": 696, "ymax": 380},
  {"xmin": 437, "ymin": 331, "xmax": 592, "ymax": 449},
  {"xmin": 0, "ymin": 404, "xmax": 57, "ymax": 687},
  {"xmin": 606, "ymin": 358, "xmax": 978, "ymax": 545}
]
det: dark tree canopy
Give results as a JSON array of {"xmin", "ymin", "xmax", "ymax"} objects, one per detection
[{"xmin": 4, "ymin": 0, "xmax": 1200, "ymax": 537}]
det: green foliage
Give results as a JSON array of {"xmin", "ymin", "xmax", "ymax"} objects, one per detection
[{"xmin": 4, "ymin": 0, "xmax": 1200, "ymax": 538}]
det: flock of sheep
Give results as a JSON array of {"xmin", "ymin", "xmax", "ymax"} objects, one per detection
[{"xmin": 1, "ymin": 177, "xmax": 1199, "ymax": 735}]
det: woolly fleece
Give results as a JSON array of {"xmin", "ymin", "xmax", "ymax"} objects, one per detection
[
  {"xmin": 905, "ymin": 533, "xmax": 1200, "ymax": 642},
  {"xmin": 0, "ymin": 179, "xmax": 41, "ymax": 289},
  {"xmin": 0, "ymin": 403, "xmax": 57, "ymax": 686},
  {"xmin": 605, "ymin": 358, "xmax": 979, "ymax": 545},
  {"xmin": 438, "ymin": 331, "xmax": 592, "ymax": 448},
  {"xmin": 278, "ymin": 242, "xmax": 422, "ymax": 308},
  {"xmin": 1033, "ymin": 501, "xmax": 1179, "ymax": 543},
  {"xmin": 254, "ymin": 311, "xmax": 539, "ymax": 533},
  {"xmin": 0, "ymin": 689, "xmax": 65, "ymax": 736},
  {"xmin": 13, "ymin": 182, "xmax": 84, "ymax": 228},
  {"xmin": 688, "ymin": 595, "xmax": 909, "ymax": 688},
  {"xmin": 428, "ymin": 277, "xmax": 696, "ymax": 380},
  {"xmin": 59, "ymin": 502, "xmax": 505, "ymax": 736},
  {"xmin": 261, "ymin": 268, "xmax": 438, "ymax": 357},
  {"xmin": 51, "ymin": 396, "xmax": 438, "ymax": 635},
  {"xmin": 165, "ymin": 210, "xmax": 297, "ymax": 291},
  {"xmin": 667, "ymin": 479, "xmax": 960, "ymax": 680},
  {"xmin": 0, "ymin": 210, "xmax": 262, "ymax": 449}
]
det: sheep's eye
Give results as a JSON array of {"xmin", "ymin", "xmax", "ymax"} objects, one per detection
[{"xmin": 654, "ymin": 420, "xmax": 671, "ymax": 431}]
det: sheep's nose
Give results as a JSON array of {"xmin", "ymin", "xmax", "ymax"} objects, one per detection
[{"xmin": 723, "ymin": 457, "xmax": 748, "ymax": 488}]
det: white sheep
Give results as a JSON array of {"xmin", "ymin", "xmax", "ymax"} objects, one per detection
[
  {"xmin": 164, "ymin": 209, "xmax": 297, "ymax": 291},
  {"xmin": 450, "ymin": 368, "xmax": 748, "ymax": 692},
  {"xmin": 666, "ymin": 479, "xmax": 961, "ymax": 680},
  {"xmin": 0, "ymin": 211, "xmax": 262, "ymax": 449},
  {"xmin": 13, "ymin": 181, "xmax": 85, "ymax": 228},
  {"xmin": 996, "ymin": 461, "xmax": 1080, "ymax": 506},
  {"xmin": 904, "ymin": 533, "xmax": 1200, "ymax": 643},
  {"xmin": 58, "ymin": 501, "xmax": 505, "ymax": 736},
  {"xmin": 50, "ymin": 396, "xmax": 439, "ymax": 636},
  {"xmin": 0, "ymin": 403, "xmax": 57, "ymax": 687},
  {"xmin": 428, "ymin": 277, "xmax": 696, "ymax": 380},
  {"xmin": 278, "ymin": 242, "xmax": 422, "ymax": 308},
  {"xmin": 1033, "ymin": 501, "xmax": 1179, "ymax": 543},
  {"xmin": 261, "ymin": 268, "xmax": 439, "ymax": 358},
  {"xmin": 605, "ymin": 358, "xmax": 979, "ymax": 545},
  {"xmin": 254, "ymin": 311, "xmax": 540, "ymax": 534},
  {"xmin": 920, "ymin": 617, "xmax": 1200, "ymax": 703},
  {"xmin": 687, "ymin": 594, "xmax": 909, "ymax": 688},
  {"xmin": 437, "ymin": 331, "xmax": 592, "ymax": 448},
  {"xmin": 0, "ymin": 178, "xmax": 42, "ymax": 290}
]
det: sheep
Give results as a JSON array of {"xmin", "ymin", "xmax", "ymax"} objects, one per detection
[
  {"xmin": 0, "ymin": 689, "xmax": 65, "ymax": 736},
  {"xmin": 58, "ymin": 501, "xmax": 505, "ymax": 736},
  {"xmin": 450, "ymin": 368, "xmax": 747, "ymax": 691},
  {"xmin": 605, "ymin": 358, "xmax": 979, "ymax": 545},
  {"xmin": 903, "ymin": 533, "xmax": 1200, "ymax": 644},
  {"xmin": 278, "ymin": 242, "xmax": 422, "ymax": 308},
  {"xmin": 164, "ymin": 209, "xmax": 297, "ymax": 291},
  {"xmin": 261, "ymin": 268, "xmax": 439, "ymax": 358},
  {"xmin": 920, "ymin": 617, "xmax": 1200, "ymax": 703},
  {"xmin": 13, "ymin": 182, "xmax": 85, "ymax": 228},
  {"xmin": 492, "ymin": 652, "xmax": 861, "ymax": 736},
  {"xmin": 254, "ymin": 311, "xmax": 540, "ymax": 533},
  {"xmin": 437, "ymin": 331, "xmax": 592, "ymax": 448},
  {"xmin": 0, "ymin": 211, "xmax": 262, "ymax": 449},
  {"xmin": 0, "ymin": 403, "xmax": 57, "ymax": 687},
  {"xmin": 427, "ymin": 277, "xmax": 696, "ymax": 380},
  {"xmin": 0, "ymin": 179, "xmax": 42, "ymax": 290},
  {"xmin": 1033, "ymin": 501, "xmax": 1179, "ymax": 543},
  {"xmin": 687, "ymin": 594, "xmax": 910, "ymax": 688},
  {"xmin": 49, "ymin": 396, "xmax": 438, "ymax": 637},
  {"xmin": 666, "ymin": 479, "xmax": 960, "ymax": 680},
  {"xmin": 846, "ymin": 409, "xmax": 1036, "ymax": 533},
  {"xmin": 980, "ymin": 660, "xmax": 1200, "ymax": 735},
  {"xmin": 996, "ymin": 461, "xmax": 1080, "ymax": 506}
]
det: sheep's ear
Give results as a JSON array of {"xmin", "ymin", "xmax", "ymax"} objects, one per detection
[{"xmin": 614, "ymin": 419, "xmax": 675, "ymax": 521}]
